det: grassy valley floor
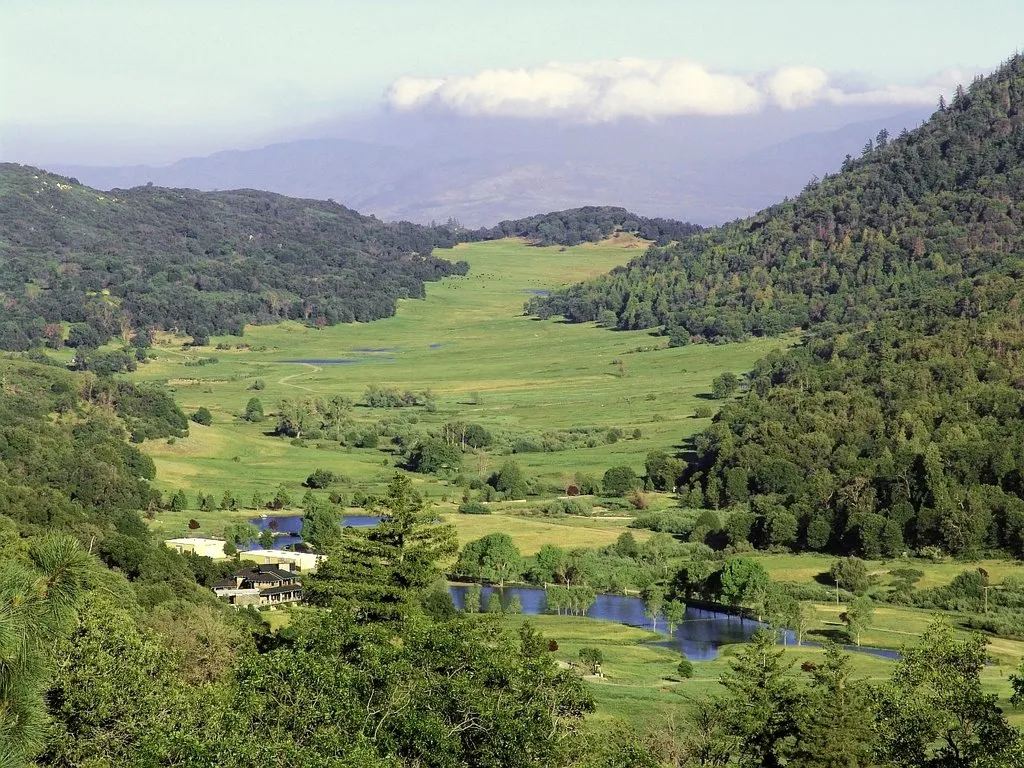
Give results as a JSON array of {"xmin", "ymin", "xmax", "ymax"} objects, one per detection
[{"xmin": 134, "ymin": 236, "xmax": 790, "ymax": 540}]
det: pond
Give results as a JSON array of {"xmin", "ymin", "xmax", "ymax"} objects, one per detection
[
  {"xmin": 248, "ymin": 514, "xmax": 381, "ymax": 549},
  {"xmin": 448, "ymin": 585, "xmax": 900, "ymax": 661}
]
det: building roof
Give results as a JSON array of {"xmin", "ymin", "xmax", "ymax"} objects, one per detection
[
  {"xmin": 235, "ymin": 565, "xmax": 297, "ymax": 583},
  {"xmin": 261, "ymin": 584, "xmax": 304, "ymax": 596}
]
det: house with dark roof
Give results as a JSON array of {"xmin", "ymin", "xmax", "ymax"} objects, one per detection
[{"xmin": 212, "ymin": 563, "xmax": 304, "ymax": 606}]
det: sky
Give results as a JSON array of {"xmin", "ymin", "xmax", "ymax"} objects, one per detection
[{"xmin": 2, "ymin": 0, "xmax": 1020, "ymax": 164}]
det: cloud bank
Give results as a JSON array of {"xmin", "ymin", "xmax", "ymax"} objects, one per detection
[{"xmin": 386, "ymin": 59, "xmax": 962, "ymax": 120}]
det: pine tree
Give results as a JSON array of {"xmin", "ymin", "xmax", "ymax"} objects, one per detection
[
  {"xmin": 717, "ymin": 629, "xmax": 804, "ymax": 768},
  {"xmin": 791, "ymin": 644, "xmax": 876, "ymax": 767},
  {"xmin": 305, "ymin": 474, "xmax": 457, "ymax": 621},
  {"xmin": 0, "ymin": 535, "xmax": 91, "ymax": 767}
]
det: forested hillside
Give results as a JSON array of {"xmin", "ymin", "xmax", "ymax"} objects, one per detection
[
  {"xmin": 535, "ymin": 55, "xmax": 1024, "ymax": 560},
  {"xmin": 0, "ymin": 165, "xmax": 469, "ymax": 349},
  {"xmin": 469, "ymin": 206, "xmax": 702, "ymax": 247},
  {"xmin": 0, "ymin": 167, "xmax": 702, "ymax": 352},
  {"xmin": 531, "ymin": 58, "xmax": 1024, "ymax": 340}
]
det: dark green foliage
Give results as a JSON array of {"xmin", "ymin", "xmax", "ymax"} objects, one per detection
[
  {"xmin": 829, "ymin": 557, "xmax": 871, "ymax": 596},
  {"xmin": 874, "ymin": 619, "xmax": 1019, "ymax": 766},
  {"xmin": 716, "ymin": 629, "xmax": 804, "ymax": 767},
  {"xmin": 407, "ymin": 437, "xmax": 463, "ymax": 475},
  {"xmin": 305, "ymin": 474, "xmax": 458, "ymax": 621},
  {"xmin": 191, "ymin": 407, "xmax": 213, "ymax": 426},
  {"xmin": 630, "ymin": 509, "xmax": 695, "ymax": 535},
  {"xmin": 490, "ymin": 459, "xmax": 528, "ymax": 500},
  {"xmin": 644, "ymin": 450, "xmax": 686, "ymax": 491},
  {"xmin": 457, "ymin": 500, "xmax": 490, "ymax": 514},
  {"xmin": 602, "ymin": 465, "xmax": 641, "ymax": 496},
  {"xmin": 303, "ymin": 468, "xmax": 335, "ymax": 488},
  {"xmin": 103, "ymin": 380, "xmax": 189, "ymax": 441},
  {"xmin": 0, "ymin": 164, "xmax": 469, "ymax": 347},
  {"xmin": 0, "ymin": 535, "xmax": 91, "ymax": 766},
  {"xmin": 529, "ymin": 57, "xmax": 1024, "ymax": 561},
  {"xmin": 169, "ymin": 489, "xmax": 188, "ymax": 512},
  {"xmin": 710, "ymin": 372, "xmax": 739, "ymax": 399},
  {"xmin": 364, "ymin": 384, "xmax": 431, "ymax": 408},
  {"xmin": 455, "ymin": 533, "xmax": 524, "ymax": 587},
  {"xmin": 578, "ymin": 647, "xmax": 603, "ymax": 674},
  {"xmin": 475, "ymin": 205, "xmax": 700, "ymax": 247},
  {"xmin": 544, "ymin": 498, "xmax": 592, "ymax": 516},
  {"xmin": 242, "ymin": 397, "xmax": 264, "ymax": 422},
  {"xmin": 677, "ymin": 658, "xmax": 694, "ymax": 679},
  {"xmin": 300, "ymin": 505, "xmax": 342, "ymax": 552}
]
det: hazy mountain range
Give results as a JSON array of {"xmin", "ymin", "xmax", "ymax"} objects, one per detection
[{"xmin": 56, "ymin": 105, "xmax": 931, "ymax": 227}]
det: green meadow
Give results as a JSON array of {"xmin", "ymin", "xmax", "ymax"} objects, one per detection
[
  {"xmin": 132, "ymin": 235, "xmax": 1024, "ymax": 732},
  {"xmin": 134, "ymin": 236, "xmax": 790, "ymax": 539},
  {"xmin": 491, "ymin": 613, "xmax": 1024, "ymax": 728}
]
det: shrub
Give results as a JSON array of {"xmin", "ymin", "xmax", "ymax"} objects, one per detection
[
  {"xmin": 458, "ymin": 501, "xmax": 490, "ymax": 515},
  {"xmin": 889, "ymin": 567, "xmax": 924, "ymax": 584},
  {"xmin": 191, "ymin": 407, "xmax": 213, "ymax": 426},
  {"xmin": 693, "ymin": 405, "xmax": 713, "ymax": 419},
  {"xmin": 829, "ymin": 557, "xmax": 872, "ymax": 595},
  {"xmin": 602, "ymin": 465, "xmax": 642, "ymax": 496},
  {"xmin": 627, "ymin": 490, "xmax": 649, "ymax": 510},
  {"xmin": 578, "ymin": 647, "xmax": 603, "ymax": 674},
  {"xmin": 544, "ymin": 498, "xmax": 592, "ymax": 516},
  {"xmin": 305, "ymin": 469, "xmax": 336, "ymax": 488},
  {"xmin": 187, "ymin": 518, "xmax": 200, "ymax": 530},
  {"xmin": 243, "ymin": 397, "xmax": 265, "ymax": 422},
  {"xmin": 677, "ymin": 659, "xmax": 694, "ymax": 679},
  {"xmin": 565, "ymin": 484, "xmax": 580, "ymax": 496}
]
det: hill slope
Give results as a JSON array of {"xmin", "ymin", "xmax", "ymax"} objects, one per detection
[
  {"xmin": 535, "ymin": 55, "xmax": 1024, "ymax": 559},
  {"xmin": 0, "ymin": 164, "xmax": 468, "ymax": 349}
]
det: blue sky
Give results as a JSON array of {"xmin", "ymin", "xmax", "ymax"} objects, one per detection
[{"xmin": 1, "ymin": 0, "xmax": 1019, "ymax": 162}]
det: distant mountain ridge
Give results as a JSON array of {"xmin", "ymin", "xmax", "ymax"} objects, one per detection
[{"xmin": 55, "ymin": 107, "xmax": 929, "ymax": 227}]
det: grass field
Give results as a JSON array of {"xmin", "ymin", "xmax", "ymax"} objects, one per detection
[
  {"xmin": 755, "ymin": 551, "xmax": 1024, "ymax": 591},
  {"xmin": 129, "ymin": 233, "xmax": 1024, "ymax": 725},
  {"xmin": 134, "ymin": 235, "xmax": 788, "ymax": 530},
  {"xmin": 494, "ymin": 613, "xmax": 1024, "ymax": 727}
]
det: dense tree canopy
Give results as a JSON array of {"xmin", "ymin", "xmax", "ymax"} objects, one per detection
[
  {"xmin": 0, "ymin": 165, "xmax": 470, "ymax": 348},
  {"xmin": 468, "ymin": 206, "xmax": 701, "ymax": 247},
  {"xmin": 537, "ymin": 55, "xmax": 1024, "ymax": 560}
]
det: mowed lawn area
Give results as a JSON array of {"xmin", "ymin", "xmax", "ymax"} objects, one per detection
[
  {"xmin": 495, "ymin": 613, "xmax": 1024, "ymax": 728},
  {"xmin": 133, "ymin": 237, "xmax": 792, "ymax": 531}
]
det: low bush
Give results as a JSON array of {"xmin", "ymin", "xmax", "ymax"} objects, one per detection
[{"xmin": 458, "ymin": 501, "xmax": 490, "ymax": 515}]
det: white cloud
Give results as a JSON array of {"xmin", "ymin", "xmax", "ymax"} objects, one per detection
[{"xmin": 385, "ymin": 59, "xmax": 958, "ymax": 121}]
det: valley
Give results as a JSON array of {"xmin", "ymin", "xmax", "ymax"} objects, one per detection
[
  {"xmin": 133, "ymin": 235, "xmax": 790, "ymax": 512},
  {"xmin": 126, "ymin": 233, "xmax": 1024, "ymax": 734}
]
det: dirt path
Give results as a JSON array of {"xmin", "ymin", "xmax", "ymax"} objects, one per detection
[{"xmin": 277, "ymin": 363, "xmax": 322, "ymax": 393}]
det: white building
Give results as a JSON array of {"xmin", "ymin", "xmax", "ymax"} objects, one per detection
[
  {"xmin": 241, "ymin": 549, "xmax": 325, "ymax": 573},
  {"xmin": 165, "ymin": 537, "xmax": 228, "ymax": 559}
]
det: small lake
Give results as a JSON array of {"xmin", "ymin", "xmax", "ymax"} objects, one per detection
[
  {"xmin": 448, "ymin": 585, "xmax": 900, "ymax": 661},
  {"xmin": 248, "ymin": 514, "xmax": 381, "ymax": 549}
]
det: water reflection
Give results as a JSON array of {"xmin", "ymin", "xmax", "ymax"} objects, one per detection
[
  {"xmin": 448, "ymin": 585, "xmax": 900, "ymax": 661},
  {"xmin": 449, "ymin": 584, "xmax": 759, "ymax": 660},
  {"xmin": 247, "ymin": 514, "xmax": 380, "ymax": 549}
]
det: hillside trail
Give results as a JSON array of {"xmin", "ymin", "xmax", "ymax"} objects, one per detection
[{"xmin": 277, "ymin": 363, "xmax": 322, "ymax": 393}]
